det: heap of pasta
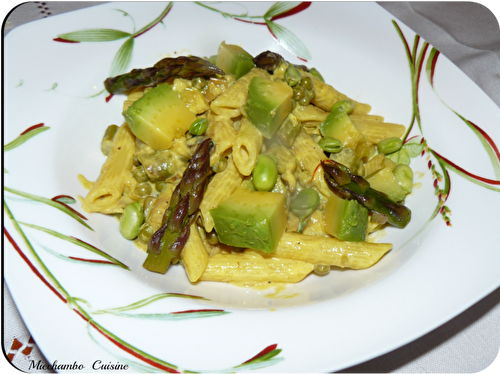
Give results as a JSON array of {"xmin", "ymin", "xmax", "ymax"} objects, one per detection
[{"xmin": 81, "ymin": 42, "xmax": 413, "ymax": 286}]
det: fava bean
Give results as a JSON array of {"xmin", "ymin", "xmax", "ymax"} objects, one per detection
[
  {"xmin": 308, "ymin": 67, "xmax": 324, "ymax": 82},
  {"xmin": 319, "ymin": 137, "xmax": 343, "ymax": 154},
  {"xmin": 393, "ymin": 164, "xmax": 414, "ymax": 194},
  {"xmin": 285, "ymin": 64, "xmax": 302, "ymax": 87},
  {"xmin": 120, "ymin": 201, "xmax": 144, "ymax": 240},
  {"xmin": 290, "ymin": 187, "xmax": 320, "ymax": 233},
  {"xmin": 331, "ymin": 100, "xmax": 354, "ymax": 115},
  {"xmin": 377, "ymin": 137, "xmax": 403, "ymax": 155},
  {"xmin": 252, "ymin": 154, "xmax": 278, "ymax": 191}
]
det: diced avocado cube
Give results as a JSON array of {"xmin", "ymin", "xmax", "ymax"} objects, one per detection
[
  {"xmin": 210, "ymin": 187, "xmax": 287, "ymax": 253},
  {"xmin": 275, "ymin": 112, "xmax": 301, "ymax": 147},
  {"xmin": 324, "ymin": 194, "xmax": 368, "ymax": 242},
  {"xmin": 215, "ymin": 41, "xmax": 255, "ymax": 79},
  {"xmin": 366, "ymin": 166, "xmax": 407, "ymax": 203},
  {"xmin": 123, "ymin": 83, "xmax": 196, "ymax": 151},
  {"xmin": 320, "ymin": 107, "xmax": 365, "ymax": 149},
  {"xmin": 245, "ymin": 76, "xmax": 293, "ymax": 138}
]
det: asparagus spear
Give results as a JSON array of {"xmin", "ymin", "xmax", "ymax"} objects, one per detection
[
  {"xmin": 143, "ymin": 138, "xmax": 213, "ymax": 274},
  {"xmin": 322, "ymin": 160, "xmax": 411, "ymax": 229},
  {"xmin": 253, "ymin": 51, "xmax": 309, "ymax": 74},
  {"xmin": 104, "ymin": 56, "xmax": 225, "ymax": 94},
  {"xmin": 253, "ymin": 51, "xmax": 284, "ymax": 73}
]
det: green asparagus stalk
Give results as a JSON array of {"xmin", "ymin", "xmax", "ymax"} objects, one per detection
[
  {"xmin": 322, "ymin": 160, "xmax": 411, "ymax": 229},
  {"xmin": 143, "ymin": 138, "xmax": 213, "ymax": 274},
  {"xmin": 104, "ymin": 56, "xmax": 225, "ymax": 94},
  {"xmin": 253, "ymin": 51, "xmax": 310, "ymax": 75},
  {"xmin": 253, "ymin": 51, "xmax": 284, "ymax": 73}
]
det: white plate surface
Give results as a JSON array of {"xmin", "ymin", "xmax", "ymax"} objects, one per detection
[{"xmin": 4, "ymin": 2, "xmax": 500, "ymax": 372}]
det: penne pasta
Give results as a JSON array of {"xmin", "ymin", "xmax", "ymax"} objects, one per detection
[
  {"xmin": 232, "ymin": 117, "xmax": 264, "ymax": 176},
  {"xmin": 199, "ymin": 155, "xmax": 243, "ymax": 232},
  {"xmin": 210, "ymin": 68, "xmax": 269, "ymax": 118},
  {"xmin": 307, "ymin": 73, "xmax": 372, "ymax": 115},
  {"xmin": 351, "ymin": 117, "xmax": 406, "ymax": 144},
  {"xmin": 199, "ymin": 250, "xmax": 313, "ymax": 284},
  {"xmin": 82, "ymin": 123, "xmax": 137, "ymax": 214},
  {"xmin": 181, "ymin": 223, "xmax": 209, "ymax": 282},
  {"xmin": 272, "ymin": 232, "xmax": 392, "ymax": 269},
  {"xmin": 205, "ymin": 113, "xmax": 237, "ymax": 166},
  {"xmin": 84, "ymin": 42, "xmax": 415, "ymax": 286}
]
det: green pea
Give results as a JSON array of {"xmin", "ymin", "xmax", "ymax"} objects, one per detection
[
  {"xmin": 313, "ymin": 263, "xmax": 330, "ymax": 275},
  {"xmin": 252, "ymin": 154, "xmax": 278, "ymax": 191},
  {"xmin": 120, "ymin": 201, "xmax": 144, "ymax": 240},
  {"xmin": 308, "ymin": 68, "xmax": 324, "ymax": 82},
  {"xmin": 318, "ymin": 137, "xmax": 343, "ymax": 153},
  {"xmin": 192, "ymin": 76, "xmax": 206, "ymax": 90},
  {"xmin": 393, "ymin": 164, "xmax": 414, "ymax": 194},
  {"xmin": 292, "ymin": 85, "xmax": 306, "ymax": 101},
  {"xmin": 377, "ymin": 137, "xmax": 403, "ymax": 155},
  {"xmin": 291, "ymin": 187, "xmax": 320, "ymax": 233},
  {"xmin": 135, "ymin": 182, "xmax": 152, "ymax": 198},
  {"xmin": 137, "ymin": 223, "xmax": 155, "ymax": 243},
  {"xmin": 133, "ymin": 165, "xmax": 149, "ymax": 182},
  {"xmin": 331, "ymin": 100, "xmax": 355, "ymax": 115},
  {"xmin": 155, "ymin": 180, "xmax": 165, "ymax": 192},
  {"xmin": 301, "ymin": 76, "xmax": 313, "ymax": 91},
  {"xmin": 285, "ymin": 64, "xmax": 302, "ymax": 87},
  {"xmin": 189, "ymin": 117, "xmax": 209, "ymax": 136},
  {"xmin": 205, "ymin": 230, "xmax": 219, "ymax": 245}
]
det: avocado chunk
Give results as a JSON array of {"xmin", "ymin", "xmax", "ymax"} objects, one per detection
[
  {"xmin": 366, "ymin": 166, "xmax": 407, "ymax": 203},
  {"xmin": 210, "ymin": 187, "xmax": 287, "ymax": 253},
  {"xmin": 275, "ymin": 112, "xmax": 301, "ymax": 147},
  {"xmin": 123, "ymin": 83, "xmax": 196, "ymax": 151},
  {"xmin": 324, "ymin": 194, "xmax": 368, "ymax": 242},
  {"xmin": 320, "ymin": 107, "xmax": 365, "ymax": 150},
  {"xmin": 216, "ymin": 41, "xmax": 255, "ymax": 79},
  {"xmin": 245, "ymin": 76, "xmax": 293, "ymax": 139}
]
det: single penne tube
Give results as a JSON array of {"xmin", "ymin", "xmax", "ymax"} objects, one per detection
[
  {"xmin": 272, "ymin": 232, "xmax": 392, "ymax": 270},
  {"xmin": 82, "ymin": 123, "xmax": 137, "ymax": 214},
  {"xmin": 350, "ymin": 113, "xmax": 385, "ymax": 122},
  {"xmin": 144, "ymin": 182, "xmax": 176, "ymax": 230},
  {"xmin": 199, "ymin": 250, "xmax": 313, "ymax": 284},
  {"xmin": 292, "ymin": 104, "xmax": 329, "ymax": 123},
  {"xmin": 199, "ymin": 155, "xmax": 243, "ymax": 232},
  {"xmin": 232, "ymin": 117, "xmax": 264, "ymax": 176},
  {"xmin": 350, "ymin": 118, "xmax": 406, "ymax": 144},
  {"xmin": 291, "ymin": 128, "xmax": 327, "ymax": 175},
  {"xmin": 205, "ymin": 113, "xmax": 237, "ymax": 166},
  {"xmin": 306, "ymin": 73, "xmax": 371, "ymax": 115},
  {"xmin": 181, "ymin": 223, "xmax": 209, "ymax": 283},
  {"xmin": 291, "ymin": 129, "xmax": 332, "ymax": 197}
]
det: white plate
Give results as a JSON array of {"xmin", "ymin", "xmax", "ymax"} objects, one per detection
[{"xmin": 4, "ymin": 2, "xmax": 500, "ymax": 372}]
